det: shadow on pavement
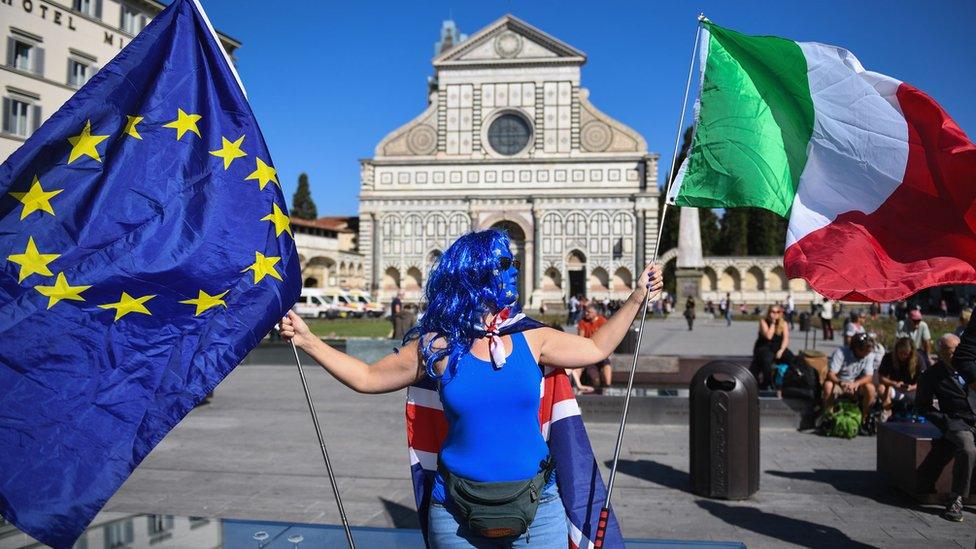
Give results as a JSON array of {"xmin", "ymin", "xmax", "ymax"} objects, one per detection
[
  {"xmin": 765, "ymin": 469, "xmax": 911, "ymax": 506},
  {"xmin": 380, "ymin": 498, "xmax": 421, "ymax": 529},
  {"xmin": 695, "ymin": 500, "xmax": 879, "ymax": 549},
  {"xmin": 605, "ymin": 459, "xmax": 690, "ymax": 492}
]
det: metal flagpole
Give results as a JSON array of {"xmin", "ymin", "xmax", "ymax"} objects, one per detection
[
  {"xmin": 594, "ymin": 14, "xmax": 706, "ymax": 547},
  {"xmin": 290, "ymin": 340, "xmax": 356, "ymax": 549}
]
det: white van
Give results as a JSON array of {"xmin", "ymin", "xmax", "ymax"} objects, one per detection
[
  {"xmin": 295, "ymin": 289, "xmax": 338, "ymax": 319},
  {"xmin": 323, "ymin": 288, "xmax": 364, "ymax": 318},
  {"xmin": 347, "ymin": 290, "xmax": 385, "ymax": 318}
]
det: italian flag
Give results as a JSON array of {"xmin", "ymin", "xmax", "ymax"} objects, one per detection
[{"xmin": 668, "ymin": 21, "xmax": 976, "ymax": 302}]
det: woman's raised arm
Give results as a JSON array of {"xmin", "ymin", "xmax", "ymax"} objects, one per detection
[
  {"xmin": 280, "ymin": 311, "xmax": 424, "ymax": 394},
  {"xmin": 529, "ymin": 263, "xmax": 662, "ymax": 369}
]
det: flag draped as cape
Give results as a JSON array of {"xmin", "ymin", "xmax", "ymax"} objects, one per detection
[{"xmin": 404, "ymin": 315, "xmax": 624, "ymax": 548}]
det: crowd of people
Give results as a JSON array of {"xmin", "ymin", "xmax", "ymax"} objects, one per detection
[{"xmin": 744, "ymin": 298, "xmax": 976, "ymax": 522}]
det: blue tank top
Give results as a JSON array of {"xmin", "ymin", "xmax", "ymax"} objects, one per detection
[{"xmin": 431, "ymin": 332, "xmax": 550, "ymax": 502}]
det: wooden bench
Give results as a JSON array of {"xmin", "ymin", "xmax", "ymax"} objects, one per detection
[{"xmin": 877, "ymin": 421, "xmax": 974, "ymax": 503}]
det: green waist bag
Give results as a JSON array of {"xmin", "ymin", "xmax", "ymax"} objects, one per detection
[{"xmin": 439, "ymin": 456, "xmax": 555, "ymax": 539}]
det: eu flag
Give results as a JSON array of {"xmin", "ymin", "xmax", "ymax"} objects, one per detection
[{"xmin": 0, "ymin": 1, "xmax": 301, "ymax": 546}]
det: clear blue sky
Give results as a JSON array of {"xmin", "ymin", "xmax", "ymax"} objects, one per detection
[{"xmin": 197, "ymin": 0, "xmax": 976, "ymax": 216}]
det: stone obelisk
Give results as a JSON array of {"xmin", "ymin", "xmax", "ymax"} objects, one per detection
[{"xmin": 675, "ymin": 206, "xmax": 705, "ymax": 300}]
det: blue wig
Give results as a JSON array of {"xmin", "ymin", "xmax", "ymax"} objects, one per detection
[{"xmin": 403, "ymin": 228, "xmax": 519, "ymax": 379}]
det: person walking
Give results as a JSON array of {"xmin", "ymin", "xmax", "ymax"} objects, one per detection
[
  {"xmin": 785, "ymin": 293, "xmax": 796, "ymax": 329},
  {"xmin": 724, "ymin": 292, "xmax": 733, "ymax": 327},
  {"xmin": 280, "ymin": 229, "xmax": 663, "ymax": 546},
  {"xmin": 820, "ymin": 298, "xmax": 835, "ymax": 341},
  {"xmin": 683, "ymin": 296, "xmax": 696, "ymax": 331}
]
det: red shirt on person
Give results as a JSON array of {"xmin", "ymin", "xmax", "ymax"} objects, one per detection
[{"xmin": 577, "ymin": 315, "xmax": 607, "ymax": 338}]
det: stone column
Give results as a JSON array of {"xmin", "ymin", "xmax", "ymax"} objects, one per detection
[
  {"xmin": 370, "ymin": 213, "xmax": 380, "ymax": 292},
  {"xmin": 635, "ymin": 209, "xmax": 645, "ymax": 269},
  {"xmin": 675, "ymin": 207, "xmax": 705, "ymax": 300},
  {"xmin": 530, "ymin": 206, "xmax": 543, "ymax": 309}
]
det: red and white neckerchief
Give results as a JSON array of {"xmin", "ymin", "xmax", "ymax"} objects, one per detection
[{"xmin": 481, "ymin": 307, "xmax": 526, "ymax": 368}]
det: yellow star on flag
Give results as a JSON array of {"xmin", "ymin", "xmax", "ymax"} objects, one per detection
[
  {"xmin": 179, "ymin": 289, "xmax": 229, "ymax": 316},
  {"xmin": 9, "ymin": 175, "xmax": 63, "ymax": 220},
  {"xmin": 241, "ymin": 251, "xmax": 283, "ymax": 283},
  {"xmin": 7, "ymin": 236, "xmax": 60, "ymax": 283},
  {"xmin": 99, "ymin": 292, "xmax": 156, "ymax": 321},
  {"xmin": 162, "ymin": 108, "xmax": 202, "ymax": 141},
  {"xmin": 67, "ymin": 120, "xmax": 109, "ymax": 164},
  {"xmin": 209, "ymin": 135, "xmax": 247, "ymax": 169},
  {"xmin": 124, "ymin": 115, "xmax": 144, "ymax": 140},
  {"xmin": 261, "ymin": 203, "xmax": 292, "ymax": 237},
  {"xmin": 244, "ymin": 158, "xmax": 279, "ymax": 190},
  {"xmin": 34, "ymin": 272, "xmax": 91, "ymax": 309}
]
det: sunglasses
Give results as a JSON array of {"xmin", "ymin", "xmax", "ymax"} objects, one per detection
[{"xmin": 498, "ymin": 257, "xmax": 521, "ymax": 271}]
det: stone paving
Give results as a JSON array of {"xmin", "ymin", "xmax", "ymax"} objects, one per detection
[
  {"xmin": 633, "ymin": 314, "xmax": 843, "ymax": 358},
  {"xmin": 8, "ymin": 318, "xmax": 971, "ymax": 548},
  {"xmin": 96, "ymin": 323, "xmax": 975, "ymax": 548}
]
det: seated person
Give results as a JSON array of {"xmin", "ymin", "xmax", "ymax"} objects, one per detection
[
  {"xmin": 577, "ymin": 306, "xmax": 612, "ymax": 392},
  {"xmin": 917, "ymin": 333, "xmax": 970, "ymax": 522},
  {"xmin": 749, "ymin": 305, "xmax": 793, "ymax": 390},
  {"xmin": 824, "ymin": 333, "xmax": 880, "ymax": 435},
  {"xmin": 955, "ymin": 308, "xmax": 972, "ymax": 338},
  {"xmin": 843, "ymin": 311, "xmax": 866, "ymax": 347},
  {"xmin": 878, "ymin": 337, "xmax": 927, "ymax": 417}
]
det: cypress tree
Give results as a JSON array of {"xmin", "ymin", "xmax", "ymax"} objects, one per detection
[
  {"xmin": 292, "ymin": 173, "xmax": 318, "ymax": 220},
  {"xmin": 717, "ymin": 209, "xmax": 749, "ymax": 255}
]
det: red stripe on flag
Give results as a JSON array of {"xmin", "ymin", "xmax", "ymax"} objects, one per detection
[
  {"xmin": 406, "ymin": 403, "xmax": 449, "ymax": 454},
  {"xmin": 785, "ymin": 82, "xmax": 976, "ymax": 301}
]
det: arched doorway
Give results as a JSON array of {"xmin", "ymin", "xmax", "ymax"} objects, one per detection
[
  {"xmin": 566, "ymin": 250, "xmax": 586, "ymax": 299},
  {"xmin": 490, "ymin": 221, "xmax": 527, "ymax": 305}
]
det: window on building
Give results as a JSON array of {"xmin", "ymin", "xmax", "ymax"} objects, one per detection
[
  {"xmin": 2, "ymin": 96, "xmax": 41, "ymax": 137},
  {"xmin": 13, "ymin": 41, "xmax": 31, "ymax": 71},
  {"xmin": 120, "ymin": 4, "xmax": 144, "ymax": 34},
  {"xmin": 3, "ymin": 99, "xmax": 29, "ymax": 136},
  {"xmin": 104, "ymin": 520, "xmax": 134, "ymax": 548},
  {"xmin": 487, "ymin": 112, "xmax": 532, "ymax": 156},
  {"xmin": 73, "ymin": 0, "xmax": 102, "ymax": 18},
  {"xmin": 7, "ymin": 37, "xmax": 44, "ymax": 76},
  {"xmin": 68, "ymin": 59, "xmax": 91, "ymax": 87}
]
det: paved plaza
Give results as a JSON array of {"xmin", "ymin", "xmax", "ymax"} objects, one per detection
[{"xmin": 91, "ymin": 318, "xmax": 973, "ymax": 548}]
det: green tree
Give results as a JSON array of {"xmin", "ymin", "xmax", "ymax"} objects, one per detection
[
  {"xmin": 291, "ymin": 173, "xmax": 317, "ymax": 220},
  {"xmin": 717, "ymin": 209, "xmax": 749, "ymax": 255},
  {"xmin": 746, "ymin": 208, "xmax": 789, "ymax": 255},
  {"xmin": 699, "ymin": 207, "xmax": 721, "ymax": 255}
]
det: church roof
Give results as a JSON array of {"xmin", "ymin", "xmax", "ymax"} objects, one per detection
[{"xmin": 433, "ymin": 14, "xmax": 586, "ymax": 68}]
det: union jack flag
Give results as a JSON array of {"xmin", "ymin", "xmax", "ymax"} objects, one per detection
[{"xmin": 405, "ymin": 316, "xmax": 624, "ymax": 548}]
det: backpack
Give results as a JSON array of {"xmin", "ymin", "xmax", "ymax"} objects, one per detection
[
  {"xmin": 773, "ymin": 363, "xmax": 790, "ymax": 388},
  {"xmin": 821, "ymin": 401, "xmax": 862, "ymax": 438},
  {"xmin": 781, "ymin": 362, "xmax": 818, "ymax": 400}
]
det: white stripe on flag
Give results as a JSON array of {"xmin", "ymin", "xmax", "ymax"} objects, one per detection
[
  {"xmin": 568, "ymin": 520, "xmax": 594, "ymax": 549},
  {"xmin": 407, "ymin": 385, "xmax": 442, "ymax": 411},
  {"xmin": 551, "ymin": 398, "xmax": 581, "ymax": 423},
  {"xmin": 409, "ymin": 447, "xmax": 438, "ymax": 471}
]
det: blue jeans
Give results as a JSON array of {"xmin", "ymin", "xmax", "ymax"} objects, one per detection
[{"xmin": 428, "ymin": 480, "xmax": 568, "ymax": 548}]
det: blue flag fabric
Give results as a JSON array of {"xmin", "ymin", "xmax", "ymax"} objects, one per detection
[{"xmin": 0, "ymin": 1, "xmax": 300, "ymax": 546}]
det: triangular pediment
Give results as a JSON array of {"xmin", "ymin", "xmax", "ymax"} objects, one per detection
[{"xmin": 434, "ymin": 15, "xmax": 586, "ymax": 67}]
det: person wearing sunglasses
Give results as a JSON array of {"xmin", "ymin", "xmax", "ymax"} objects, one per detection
[
  {"xmin": 279, "ymin": 228, "xmax": 663, "ymax": 546},
  {"xmin": 750, "ymin": 305, "xmax": 794, "ymax": 390}
]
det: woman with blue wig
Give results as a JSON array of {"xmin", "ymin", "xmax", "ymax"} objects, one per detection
[{"xmin": 280, "ymin": 228, "xmax": 663, "ymax": 547}]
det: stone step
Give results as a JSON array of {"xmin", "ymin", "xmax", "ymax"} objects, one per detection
[{"xmin": 578, "ymin": 393, "xmax": 815, "ymax": 430}]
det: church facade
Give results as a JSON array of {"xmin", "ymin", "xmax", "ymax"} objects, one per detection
[{"xmin": 359, "ymin": 15, "xmax": 659, "ymax": 307}]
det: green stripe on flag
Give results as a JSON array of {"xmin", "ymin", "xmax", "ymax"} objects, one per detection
[{"xmin": 674, "ymin": 22, "xmax": 815, "ymax": 217}]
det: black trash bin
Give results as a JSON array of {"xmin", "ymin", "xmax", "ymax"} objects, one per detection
[
  {"xmin": 798, "ymin": 312, "xmax": 811, "ymax": 332},
  {"xmin": 615, "ymin": 325, "xmax": 638, "ymax": 354},
  {"xmin": 689, "ymin": 361, "xmax": 760, "ymax": 500}
]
